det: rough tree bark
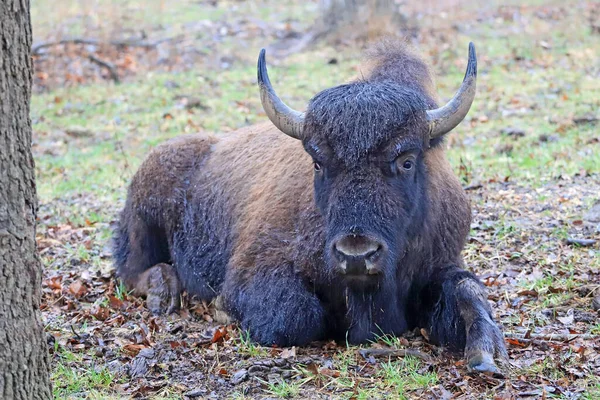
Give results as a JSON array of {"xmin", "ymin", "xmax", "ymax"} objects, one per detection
[{"xmin": 0, "ymin": 0, "xmax": 52, "ymax": 399}]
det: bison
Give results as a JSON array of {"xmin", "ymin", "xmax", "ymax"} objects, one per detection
[{"xmin": 114, "ymin": 40, "xmax": 507, "ymax": 372}]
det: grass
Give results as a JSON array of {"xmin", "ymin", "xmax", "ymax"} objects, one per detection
[
  {"xmin": 373, "ymin": 329, "xmax": 412, "ymax": 346},
  {"xmin": 114, "ymin": 280, "xmax": 128, "ymax": 301},
  {"xmin": 52, "ymin": 347, "xmax": 118, "ymax": 399},
  {"xmin": 294, "ymin": 350, "xmax": 438, "ymax": 399},
  {"xmin": 34, "ymin": 0, "xmax": 600, "ymax": 398},
  {"xmin": 583, "ymin": 382, "xmax": 600, "ymax": 400},
  {"xmin": 53, "ymin": 364, "xmax": 115, "ymax": 398},
  {"xmin": 262, "ymin": 379, "xmax": 302, "ymax": 399},
  {"xmin": 32, "ymin": 45, "xmax": 600, "ymax": 210},
  {"xmin": 379, "ymin": 357, "xmax": 438, "ymax": 397},
  {"xmin": 31, "ymin": 0, "xmax": 317, "ymax": 44},
  {"xmin": 237, "ymin": 329, "xmax": 269, "ymax": 358}
]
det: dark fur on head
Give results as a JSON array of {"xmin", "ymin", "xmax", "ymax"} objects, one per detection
[
  {"xmin": 305, "ymin": 83, "xmax": 434, "ymax": 165},
  {"xmin": 305, "ymin": 40, "xmax": 439, "ymax": 165}
]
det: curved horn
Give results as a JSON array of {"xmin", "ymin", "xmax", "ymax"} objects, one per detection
[
  {"xmin": 427, "ymin": 42, "xmax": 477, "ymax": 139},
  {"xmin": 257, "ymin": 49, "xmax": 305, "ymax": 140}
]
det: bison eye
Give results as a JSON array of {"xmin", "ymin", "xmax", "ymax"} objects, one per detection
[
  {"xmin": 313, "ymin": 162, "xmax": 322, "ymax": 172},
  {"xmin": 393, "ymin": 154, "xmax": 417, "ymax": 174}
]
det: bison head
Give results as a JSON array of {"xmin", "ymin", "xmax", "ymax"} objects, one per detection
[{"xmin": 257, "ymin": 44, "xmax": 477, "ymax": 289}]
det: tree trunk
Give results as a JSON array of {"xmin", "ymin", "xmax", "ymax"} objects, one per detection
[
  {"xmin": 269, "ymin": 0, "xmax": 412, "ymax": 56},
  {"xmin": 317, "ymin": 0, "xmax": 409, "ymax": 43},
  {"xmin": 0, "ymin": 0, "xmax": 52, "ymax": 399}
]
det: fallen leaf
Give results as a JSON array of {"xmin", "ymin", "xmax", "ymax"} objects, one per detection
[
  {"xmin": 319, "ymin": 368, "xmax": 340, "ymax": 378},
  {"xmin": 211, "ymin": 326, "xmax": 227, "ymax": 343},
  {"xmin": 108, "ymin": 295, "xmax": 124, "ymax": 309},
  {"xmin": 122, "ymin": 344, "xmax": 146, "ymax": 357},
  {"xmin": 517, "ymin": 289, "xmax": 539, "ymax": 297},
  {"xmin": 91, "ymin": 305, "xmax": 110, "ymax": 321},
  {"xmin": 45, "ymin": 276, "xmax": 62, "ymax": 290},
  {"xmin": 306, "ymin": 363, "xmax": 319, "ymax": 375},
  {"xmin": 68, "ymin": 280, "xmax": 87, "ymax": 298},
  {"xmin": 557, "ymin": 314, "xmax": 574, "ymax": 325},
  {"xmin": 280, "ymin": 347, "xmax": 296, "ymax": 359},
  {"xmin": 507, "ymin": 338, "xmax": 529, "ymax": 348},
  {"xmin": 37, "ymin": 238, "xmax": 62, "ymax": 250}
]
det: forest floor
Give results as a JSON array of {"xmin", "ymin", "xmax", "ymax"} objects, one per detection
[{"xmin": 32, "ymin": 0, "xmax": 600, "ymax": 399}]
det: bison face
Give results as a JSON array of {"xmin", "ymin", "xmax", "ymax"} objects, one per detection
[
  {"xmin": 256, "ymin": 44, "xmax": 477, "ymax": 288},
  {"xmin": 306, "ymin": 135, "xmax": 429, "ymax": 288},
  {"xmin": 300, "ymin": 82, "xmax": 432, "ymax": 287}
]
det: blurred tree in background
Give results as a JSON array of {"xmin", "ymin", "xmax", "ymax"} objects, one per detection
[
  {"xmin": 318, "ymin": 0, "xmax": 409, "ymax": 42},
  {"xmin": 276, "ymin": 0, "xmax": 412, "ymax": 54}
]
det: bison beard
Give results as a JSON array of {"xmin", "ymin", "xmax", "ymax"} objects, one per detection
[{"xmin": 113, "ymin": 40, "xmax": 507, "ymax": 373}]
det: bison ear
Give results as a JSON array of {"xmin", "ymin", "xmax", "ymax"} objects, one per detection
[
  {"xmin": 257, "ymin": 49, "xmax": 306, "ymax": 140},
  {"xmin": 426, "ymin": 42, "xmax": 477, "ymax": 140}
]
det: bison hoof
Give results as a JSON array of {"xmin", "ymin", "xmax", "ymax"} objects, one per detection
[
  {"xmin": 465, "ymin": 318, "xmax": 508, "ymax": 378},
  {"xmin": 143, "ymin": 263, "xmax": 181, "ymax": 315},
  {"xmin": 467, "ymin": 352, "xmax": 502, "ymax": 376}
]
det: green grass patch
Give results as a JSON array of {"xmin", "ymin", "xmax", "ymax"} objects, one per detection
[
  {"xmin": 378, "ymin": 357, "xmax": 438, "ymax": 398},
  {"xmin": 262, "ymin": 379, "xmax": 302, "ymax": 399},
  {"xmin": 52, "ymin": 355, "xmax": 117, "ymax": 399},
  {"xmin": 236, "ymin": 329, "xmax": 269, "ymax": 358}
]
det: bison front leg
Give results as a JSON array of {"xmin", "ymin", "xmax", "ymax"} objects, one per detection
[
  {"xmin": 223, "ymin": 264, "xmax": 326, "ymax": 347},
  {"xmin": 421, "ymin": 266, "xmax": 507, "ymax": 374},
  {"xmin": 133, "ymin": 263, "xmax": 181, "ymax": 315}
]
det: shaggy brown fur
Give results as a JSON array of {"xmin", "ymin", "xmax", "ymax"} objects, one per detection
[{"xmin": 114, "ymin": 40, "xmax": 507, "ymax": 373}]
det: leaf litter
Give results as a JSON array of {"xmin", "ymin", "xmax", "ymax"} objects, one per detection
[{"xmin": 35, "ymin": 0, "xmax": 600, "ymax": 398}]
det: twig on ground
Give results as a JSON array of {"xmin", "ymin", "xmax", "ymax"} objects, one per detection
[
  {"xmin": 32, "ymin": 36, "xmax": 179, "ymax": 55},
  {"xmin": 463, "ymin": 183, "xmax": 483, "ymax": 191},
  {"xmin": 506, "ymin": 332, "xmax": 599, "ymax": 342},
  {"xmin": 573, "ymin": 115, "xmax": 599, "ymax": 125},
  {"xmin": 33, "ymin": 38, "xmax": 100, "ymax": 54},
  {"xmin": 358, "ymin": 347, "xmax": 432, "ymax": 362},
  {"xmin": 88, "ymin": 55, "xmax": 120, "ymax": 83},
  {"xmin": 576, "ymin": 284, "xmax": 600, "ymax": 297},
  {"xmin": 70, "ymin": 324, "xmax": 81, "ymax": 340},
  {"xmin": 565, "ymin": 237, "xmax": 597, "ymax": 247}
]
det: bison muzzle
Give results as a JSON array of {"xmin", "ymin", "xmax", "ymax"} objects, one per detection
[{"xmin": 113, "ymin": 40, "xmax": 507, "ymax": 373}]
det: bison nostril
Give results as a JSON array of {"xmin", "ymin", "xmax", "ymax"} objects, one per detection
[
  {"xmin": 364, "ymin": 245, "xmax": 382, "ymax": 260},
  {"xmin": 333, "ymin": 235, "xmax": 382, "ymax": 259},
  {"xmin": 333, "ymin": 245, "xmax": 346, "ymax": 262},
  {"xmin": 333, "ymin": 235, "xmax": 384, "ymax": 273}
]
